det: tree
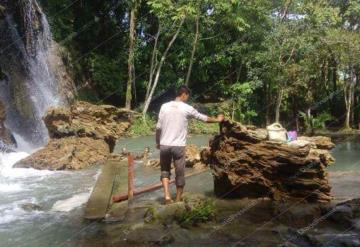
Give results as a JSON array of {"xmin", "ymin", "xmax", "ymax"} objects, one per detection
[{"xmin": 125, "ymin": 0, "xmax": 139, "ymax": 110}]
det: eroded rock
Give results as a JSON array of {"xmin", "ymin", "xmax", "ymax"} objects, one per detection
[
  {"xmin": 145, "ymin": 145, "xmax": 208, "ymax": 170},
  {"xmin": 0, "ymin": 100, "xmax": 16, "ymax": 151},
  {"xmin": 204, "ymin": 121, "xmax": 335, "ymax": 203},
  {"xmin": 14, "ymin": 137, "xmax": 109, "ymax": 170},
  {"xmin": 44, "ymin": 101, "xmax": 134, "ymax": 152}
]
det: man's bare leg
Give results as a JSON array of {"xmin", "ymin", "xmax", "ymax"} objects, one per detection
[
  {"xmin": 176, "ymin": 186, "xmax": 184, "ymax": 202},
  {"xmin": 161, "ymin": 178, "xmax": 172, "ymax": 203}
]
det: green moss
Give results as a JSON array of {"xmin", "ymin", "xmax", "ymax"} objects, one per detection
[{"xmin": 175, "ymin": 199, "xmax": 215, "ymax": 227}]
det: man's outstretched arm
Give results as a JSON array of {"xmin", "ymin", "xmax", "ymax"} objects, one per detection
[
  {"xmin": 206, "ymin": 114, "xmax": 225, "ymax": 123},
  {"xmin": 189, "ymin": 106, "xmax": 225, "ymax": 123}
]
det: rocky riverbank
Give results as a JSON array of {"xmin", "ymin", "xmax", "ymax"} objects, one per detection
[
  {"xmin": 203, "ymin": 121, "xmax": 335, "ymax": 202},
  {"xmin": 14, "ymin": 101, "xmax": 136, "ymax": 170}
]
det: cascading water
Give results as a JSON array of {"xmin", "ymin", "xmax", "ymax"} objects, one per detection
[
  {"xmin": 0, "ymin": 0, "xmax": 66, "ymax": 148},
  {"xmin": 0, "ymin": 4, "xmax": 91, "ymax": 246}
]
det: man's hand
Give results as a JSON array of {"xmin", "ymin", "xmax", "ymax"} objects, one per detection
[
  {"xmin": 206, "ymin": 114, "xmax": 225, "ymax": 123},
  {"xmin": 156, "ymin": 144, "xmax": 160, "ymax": 149},
  {"xmin": 217, "ymin": 114, "xmax": 225, "ymax": 123}
]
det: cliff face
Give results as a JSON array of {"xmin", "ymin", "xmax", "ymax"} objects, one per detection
[
  {"xmin": 204, "ymin": 121, "xmax": 335, "ymax": 203},
  {"xmin": 0, "ymin": 0, "xmax": 75, "ymax": 147},
  {"xmin": 0, "ymin": 100, "xmax": 16, "ymax": 151}
]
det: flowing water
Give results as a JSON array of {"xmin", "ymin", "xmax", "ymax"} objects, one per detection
[
  {"xmin": 0, "ymin": 1, "xmax": 63, "ymax": 148},
  {"xmin": 0, "ymin": 135, "xmax": 358, "ymax": 247}
]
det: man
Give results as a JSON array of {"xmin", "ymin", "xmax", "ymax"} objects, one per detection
[{"xmin": 156, "ymin": 85, "xmax": 224, "ymax": 204}]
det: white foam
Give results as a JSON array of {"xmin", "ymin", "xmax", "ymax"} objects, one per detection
[
  {"xmin": 0, "ymin": 151, "xmax": 53, "ymax": 178},
  {"xmin": 0, "ymin": 199, "xmax": 40, "ymax": 225},
  {"xmin": 12, "ymin": 132, "xmax": 37, "ymax": 153},
  {"xmin": 0, "ymin": 183, "xmax": 23, "ymax": 193},
  {"xmin": 51, "ymin": 192, "xmax": 91, "ymax": 212}
]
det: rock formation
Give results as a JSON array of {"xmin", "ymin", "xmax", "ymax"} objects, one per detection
[
  {"xmin": 14, "ymin": 137, "xmax": 109, "ymax": 170},
  {"xmin": 204, "ymin": 121, "xmax": 335, "ymax": 202},
  {"xmin": 0, "ymin": 100, "xmax": 16, "ymax": 151},
  {"xmin": 14, "ymin": 101, "xmax": 135, "ymax": 170},
  {"xmin": 145, "ymin": 144, "xmax": 208, "ymax": 170},
  {"xmin": 44, "ymin": 101, "xmax": 134, "ymax": 152}
]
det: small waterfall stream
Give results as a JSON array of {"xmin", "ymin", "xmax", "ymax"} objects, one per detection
[{"xmin": 0, "ymin": 0, "xmax": 65, "ymax": 148}]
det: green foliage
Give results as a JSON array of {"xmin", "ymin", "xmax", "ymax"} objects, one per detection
[
  {"xmin": 188, "ymin": 119, "xmax": 218, "ymax": 135},
  {"xmin": 127, "ymin": 115, "xmax": 156, "ymax": 137},
  {"xmin": 176, "ymin": 199, "xmax": 215, "ymax": 226},
  {"xmin": 39, "ymin": 0, "xmax": 360, "ymax": 129},
  {"xmin": 299, "ymin": 111, "xmax": 332, "ymax": 134},
  {"xmin": 88, "ymin": 53, "xmax": 125, "ymax": 98},
  {"xmin": 75, "ymin": 89, "xmax": 100, "ymax": 103}
]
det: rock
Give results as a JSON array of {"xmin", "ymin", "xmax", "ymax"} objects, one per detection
[
  {"xmin": 145, "ymin": 145, "xmax": 207, "ymax": 170},
  {"xmin": 205, "ymin": 121, "xmax": 335, "ymax": 203},
  {"xmin": 145, "ymin": 159, "xmax": 160, "ymax": 168},
  {"xmin": 20, "ymin": 203, "xmax": 42, "ymax": 212},
  {"xmin": 44, "ymin": 101, "xmax": 134, "ymax": 152},
  {"xmin": 298, "ymin": 136, "xmax": 335, "ymax": 150},
  {"xmin": 0, "ymin": 100, "xmax": 16, "ymax": 150},
  {"xmin": 14, "ymin": 137, "xmax": 109, "ymax": 170},
  {"xmin": 324, "ymin": 198, "xmax": 360, "ymax": 228},
  {"xmin": 185, "ymin": 144, "xmax": 207, "ymax": 170}
]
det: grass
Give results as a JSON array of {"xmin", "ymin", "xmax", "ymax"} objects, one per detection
[
  {"xmin": 188, "ymin": 119, "xmax": 219, "ymax": 135},
  {"xmin": 126, "ymin": 114, "xmax": 220, "ymax": 137},
  {"xmin": 175, "ymin": 199, "xmax": 216, "ymax": 226},
  {"xmin": 127, "ymin": 115, "xmax": 156, "ymax": 137}
]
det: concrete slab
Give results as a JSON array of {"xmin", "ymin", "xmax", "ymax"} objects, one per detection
[{"xmin": 84, "ymin": 160, "xmax": 126, "ymax": 220}]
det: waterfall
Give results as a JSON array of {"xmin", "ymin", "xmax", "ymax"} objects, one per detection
[{"xmin": 0, "ymin": 0, "xmax": 73, "ymax": 149}]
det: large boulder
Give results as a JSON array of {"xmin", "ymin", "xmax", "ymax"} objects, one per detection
[
  {"xmin": 14, "ymin": 101, "xmax": 135, "ymax": 170},
  {"xmin": 44, "ymin": 101, "xmax": 134, "ymax": 152},
  {"xmin": 14, "ymin": 137, "xmax": 109, "ymax": 170},
  {"xmin": 204, "ymin": 121, "xmax": 335, "ymax": 203}
]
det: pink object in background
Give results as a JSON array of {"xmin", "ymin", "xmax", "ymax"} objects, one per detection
[{"xmin": 287, "ymin": 131, "xmax": 298, "ymax": 141}]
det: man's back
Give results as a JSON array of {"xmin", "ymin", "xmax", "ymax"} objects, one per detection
[{"xmin": 156, "ymin": 101, "xmax": 207, "ymax": 146}]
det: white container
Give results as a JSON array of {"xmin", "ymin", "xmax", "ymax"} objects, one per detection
[{"xmin": 266, "ymin": 123, "xmax": 287, "ymax": 142}]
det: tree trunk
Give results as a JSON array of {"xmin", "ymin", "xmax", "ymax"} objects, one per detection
[
  {"xmin": 142, "ymin": 17, "xmax": 186, "ymax": 118},
  {"xmin": 275, "ymin": 88, "xmax": 284, "ymax": 123},
  {"xmin": 185, "ymin": 16, "xmax": 200, "ymax": 86},
  {"xmin": 265, "ymin": 82, "xmax": 271, "ymax": 126},
  {"xmin": 125, "ymin": 1, "xmax": 138, "ymax": 110},
  {"xmin": 344, "ymin": 67, "xmax": 356, "ymax": 129},
  {"xmin": 145, "ymin": 25, "xmax": 161, "ymax": 101}
]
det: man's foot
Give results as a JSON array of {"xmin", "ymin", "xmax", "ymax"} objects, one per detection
[
  {"xmin": 164, "ymin": 197, "xmax": 174, "ymax": 205},
  {"xmin": 175, "ymin": 198, "xmax": 183, "ymax": 203}
]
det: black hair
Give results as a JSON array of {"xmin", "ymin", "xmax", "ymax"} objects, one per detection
[{"xmin": 176, "ymin": 85, "xmax": 191, "ymax": 97}]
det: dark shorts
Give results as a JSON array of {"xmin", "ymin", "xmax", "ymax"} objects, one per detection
[{"xmin": 160, "ymin": 145, "xmax": 186, "ymax": 187}]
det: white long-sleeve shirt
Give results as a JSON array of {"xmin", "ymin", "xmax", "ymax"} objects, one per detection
[{"xmin": 156, "ymin": 101, "xmax": 208, "ymax": 146}]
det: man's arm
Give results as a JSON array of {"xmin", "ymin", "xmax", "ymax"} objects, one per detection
[
  {"xmin": 155, "ymin": 107, "xmax": 163, "ymax": 149},
  {"xmin": 206, "ymin": 114, "xmax": 225, "ymax": 123},
  {"xmin": 188, "ymin": 106, "xmax": 224, "ymax": 123},
  {"xmin": 156, "ymin": 129, "xmax": 161, "ymax": 149}
]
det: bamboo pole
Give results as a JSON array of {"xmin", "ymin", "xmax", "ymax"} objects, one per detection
[
  {"xmin": 127, "ymin": 153, "xmax": 135, "ymax": 203},
  {"xmin": 112, "ymin": 169, "xmax": 207, "ymax": 203}
]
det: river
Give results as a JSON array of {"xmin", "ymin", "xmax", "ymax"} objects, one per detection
[{"xmin": 0, "ymin": 135, "xmax": 359, "ymax": 247}]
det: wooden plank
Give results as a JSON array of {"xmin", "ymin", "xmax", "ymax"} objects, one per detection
[
  {"xmin": 112, "ymin": 169, "xmax": 208, "ymax": 203},
  {"xmin": 84, "ymin": 160, "xmax": 125, "ymax": 220}
]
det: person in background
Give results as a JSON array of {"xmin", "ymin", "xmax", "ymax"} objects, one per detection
[{"xmin": 156, "ymin": 85, "xmax": 224, "ymax": 204}]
